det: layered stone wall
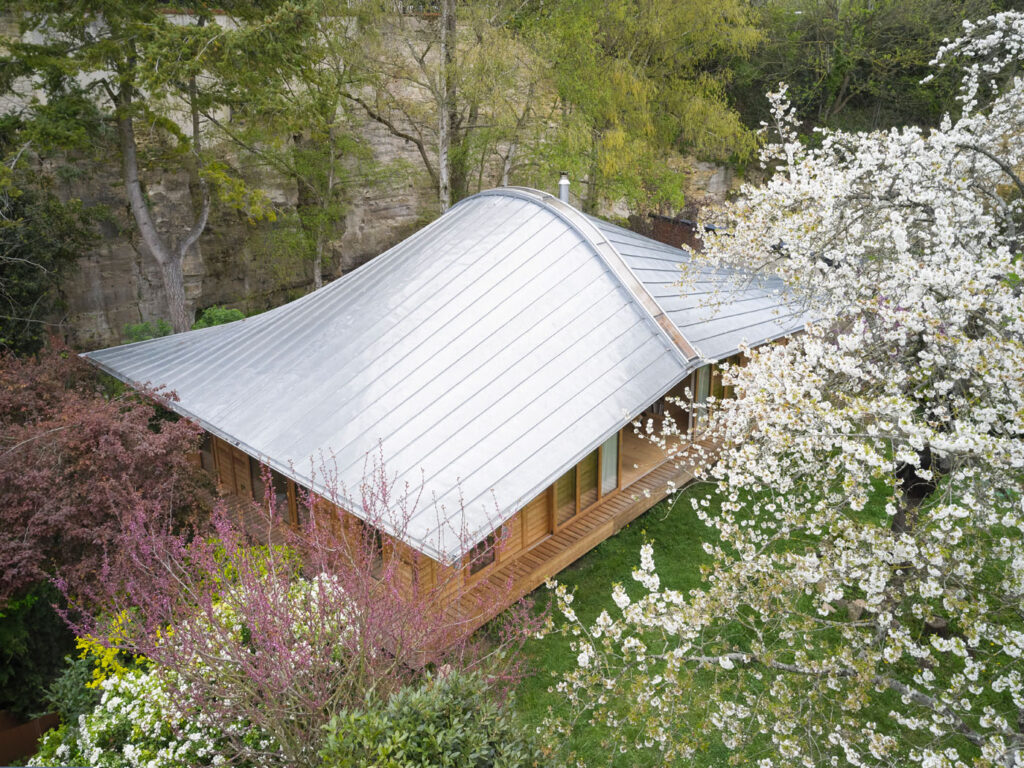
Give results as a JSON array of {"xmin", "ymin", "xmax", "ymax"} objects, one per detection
[{"xmin": 56, "ymin": 117, "xmax": 435, "ymax": 350}]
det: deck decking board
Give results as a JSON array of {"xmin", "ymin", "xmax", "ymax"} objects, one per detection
[{"xmin": 454, "ymin": 452, "xmax": 701, "ymax": 632}]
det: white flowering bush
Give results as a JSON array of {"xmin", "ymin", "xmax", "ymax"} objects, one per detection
[
  {"xmin": 32, "ymin": 571, "xmax": 348, "ymax": 768},
  {"xmin": 544, "ymin": 11, "xmax": 1024, "ymax": 768},
  {"xmin": 30, "ymin": 667, "xmax": 245, "ymax": 768}
]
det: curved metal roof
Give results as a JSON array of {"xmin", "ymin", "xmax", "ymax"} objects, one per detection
[{"xmin": 84, "ymin": 187, "xmax": 806, "ymax": 560}]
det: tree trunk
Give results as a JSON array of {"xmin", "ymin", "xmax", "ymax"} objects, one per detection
[
  {"xmin": 313, "ymin": 234, "xmax": 325, "ymax": 289},
  {"xmin": 158, "ymin": 258, "xmax": 189, "ymax": 333},
  {"xmin": 114, "ymin": 77, "xmax": 208, "ymax": 334},
  {"xmin": 892, "ymin": 447, "xmax": 939, "ymax": 535},
  {"xmin": 583, "ymin": 138, "xmax": 601, "ymax": 214},
  {"xmin": 437, "ymin": 0, "xmax": 456, "ymax": 213},
  {"xmin": 500, "ymin": 143, "xmax": 515, "ymax": 187}
]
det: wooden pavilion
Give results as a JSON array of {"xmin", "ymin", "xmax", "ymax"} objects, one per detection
[{"xmin": 85, "ymin": 186, "xmax": 805, "ymax": 633}]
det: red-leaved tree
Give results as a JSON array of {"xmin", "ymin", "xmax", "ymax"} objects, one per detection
[{"xmin": 0, "ymin": 346, "xmax": 211, "ymax": 605}]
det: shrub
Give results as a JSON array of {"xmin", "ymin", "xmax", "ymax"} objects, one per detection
[
  {"xmin": 30, "ymin": 666, "xmax": 261, "ymax": 768},
  {"xmin": 320, "ymin": 671, "xmax": 550, "ymax": 768},
  {"xmin": 64, "ymin": 461, "xmax": 544, "ymax": 768},
  {"xmin": 0, "ymin": 346, "xmax": 210, "ymax": 604},
  {"xmin": 0, "ymin": 583, "xmax": 75, "ymax": 718},
  {"xmin": 45, "ymin": 655, "xmax": 100, "ymax": 728},
  {"xmin": 191, "ymin": 306, "xmax": 245, "ymax": 330},
  {"xmin": 0, "ymin": 346, "xmax": 209, "ymax": 715},
  {"xmin": 123, "ymin": 319, "xmax": 172, "ymax": 343}
]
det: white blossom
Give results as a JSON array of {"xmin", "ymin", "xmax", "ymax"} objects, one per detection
[{"xmin": 543, "ymin": 13, "xmax": 1024, "ymax": 766}]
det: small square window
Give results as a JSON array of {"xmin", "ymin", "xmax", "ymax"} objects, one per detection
[{"xmin": 468, "ymin": 533, "xmax": 497, "ymax": 575}]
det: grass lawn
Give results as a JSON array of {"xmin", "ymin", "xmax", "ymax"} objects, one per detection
[
  {"xmin": 507, "ymin": 473, "xmax": 953, "ymax": 767},
  {"xmin": 511, "ymin": 481, "xmax": 728, "ymax": 766}
]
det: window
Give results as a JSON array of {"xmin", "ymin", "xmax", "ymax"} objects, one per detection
[
  {"xmin": 693, "ymin": 365, "xmax": 711, "ymax": 432},
  {"xmin": 468, "ymin": 532, "xmax": 497, "ymax": 575},
  {"xmin": 721, "ymin": 353, "xmax": 742, "ymax": 400},
  {"xmin": 578, "ymin": 450, "xmax": 599, "ymax": 510},
  {"xmin": 199, "ymin": 433, "xmax": 216, "ymax": 474},
  {"xmin": 711, "ymin": 365, "xmax": 726, "ymax": 401},
  {"xmin": 600, "ymin": 433, "xmax": 619, "ymax": 495},
  {"xmin": 270, "ymin": 470, "xmax": 293, "ymax": 522},
  {"xmin": 249, "ymin": 458, "xmax": 298, "ymax": 522},
  {"xmin": 365, "ymin": 524, "xmax": 384, "ymax": 573},
  {"xmin": 554, "ymin": 468, "xmax": 577, "ymax": 527},
  {"xmin": 249, "ymin": 456, "xmax": 266, "ymax": 501}
]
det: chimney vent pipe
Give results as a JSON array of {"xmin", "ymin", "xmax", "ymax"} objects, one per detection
[{"xmin": 558, "ymin": 172, "xmax": 570, "ymax": 203}]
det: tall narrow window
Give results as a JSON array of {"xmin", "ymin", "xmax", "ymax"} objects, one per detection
[
  {"xmin": 578, "ymin": 450, "xmax": 599, "ymax": 509},
  {"xmin": 554, "ymin": 468, "xmax": 577, "ymax": 527},
  {"xmin": 468, "ymin": 532, "xmax": 497, "ymax": 575},
  {"xmin": 249, "ymin": 456, "xmax": 266, "ymax": 501},
  {"xmin": 694, "ymin": 365, "xmax": 711, "ymax": 432},
  {"xmin": 270, "ymin": 470, "xmax": 292, "ymax": 521},
  {"xmin": 711, "ymin": 365, "xmax": 725, "ymax": 401},
  {"xmin": 600, "ymin": 432, "xmax": 619, "ymax": 495},
  {"xmin": 199, "ymin": 433, "xmax": 216, "ymax": 474}
]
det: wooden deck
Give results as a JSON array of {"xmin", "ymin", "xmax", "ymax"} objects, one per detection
[
  {"xmin": 456, "ymin": 454, "xmax": 701, "ymax": 633},
  {"xmin": 218, "ymin": 448, "xmax": 709, "ymax": 642}
]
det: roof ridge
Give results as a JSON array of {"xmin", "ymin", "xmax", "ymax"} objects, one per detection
[{"xmin": 469, "ymin": 188, "xmax": 699, "ymax": 363}]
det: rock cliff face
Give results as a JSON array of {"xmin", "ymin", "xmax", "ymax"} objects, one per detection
[
  {"xmin": 59, "ymin": 117, "xmax": 435, "ymax": 350},
  {"xmin": 58, "ymin": 145, "xmax": 741, "ymax": 349}
]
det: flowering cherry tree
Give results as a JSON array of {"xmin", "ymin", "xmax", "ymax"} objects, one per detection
[{"xmin": 546, "ymin": 13, "xmax": 1024, "ymax": 768}]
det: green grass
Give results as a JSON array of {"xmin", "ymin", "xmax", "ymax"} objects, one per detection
[
  {"xmin": 509, "ymin": 478, "xmax": 900, "ymax": 766},
  {"xmin": 511, "ymin": 482, "xmax": 725, "ymax": 766}
]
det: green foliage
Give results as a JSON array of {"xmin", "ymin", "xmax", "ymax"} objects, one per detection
[
  {"xmin": 519, "ymin": 0, "xmax": 760, "ymax": 212},
  {"xmin": 0, "ymin": 583, "xmax": 76, "ymax": 718},
  {"xmin": 0, "ymin": 172, "xmax": 97, "ymax": 356},
  {"xmin": 321, "ymin": 671, "xmax": 550, "ymax": 768},
  {"xmin": 123, "ymin": 319, "xmax": 172, "ymax": 344},
  {"xmin": 200, "ymin": 161, "xmax": 278, "ymax": 222},
  {"xmin": 729, "ymin": 0, "xmax": 1015, "ymax": 133},
  {"xmin": 192, "ymin": 305, "xmax": 245, "ymax": 330},
  {"xmin": 203, "ymin": 0, "xmax": 380, "ymax": 284},
  {"xmin": 45, "ymin": 655, "xmax": 101, "ymax": 728}
]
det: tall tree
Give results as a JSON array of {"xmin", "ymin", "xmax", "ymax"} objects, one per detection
[
  {"xmin": 349, "ymin": 1, "xmax": 546, "ymax": 213},
  {"xmin": 729, "ymin": 0, "xmax": 1013, "ymax": 132},
  {"xmin": 201, "ymin": 0, "xmax": 377, "ymax": 288},
  {"xmin": 521, "ymin": 0, "xmax": 761, "ymax": 213},
  {"xmin": 545, "ymin": 11, "xmax": 1024, "ymax": 766},
  {"xmin": 5, "ymin": 2, "xmax": 272, "ymax": 332},
  {"xmin": 0, "ymin": 158, "xmax": 96, "ymax": 355}
]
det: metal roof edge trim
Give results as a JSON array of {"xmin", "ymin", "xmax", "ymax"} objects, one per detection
[{"xmin": 467, "ymin": 188, "xmax": 698, "ymax": 365}]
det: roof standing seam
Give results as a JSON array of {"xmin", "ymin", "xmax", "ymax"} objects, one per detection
[{"xmin": 325, "ymin": 265, "xmax": 623, "ymax": 482}]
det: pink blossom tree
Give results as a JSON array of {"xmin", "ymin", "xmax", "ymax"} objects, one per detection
[{"xmin": 66, "ymin": 457, "xmax": 542, "ymax": 768}]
